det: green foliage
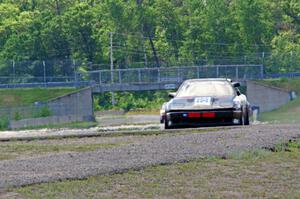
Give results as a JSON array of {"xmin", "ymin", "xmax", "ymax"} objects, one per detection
[
  {"xmin": 228, "ymin": 149, "xmax": 272, "ymax": 160},
  {"xmin": 0, "ymin": 117, "xmax": 9, "ymax": 130},
  {"xmin": 93, "ymin": 90, "xmax": 170, "ymax": 112},
  {"xmin": 32, "ymin": 106, "xmax": 52, "ymax": 118},
  {"xmin": 0, "ymin": 1, "xmax": 299, "ymax": 72},
  {"xmin": 117, "ymin": 92, "xmax": 135, "ymax": 111},
  {"xmin": 13, "ymin": 111, "xmax": 22, "ymax": 121}
]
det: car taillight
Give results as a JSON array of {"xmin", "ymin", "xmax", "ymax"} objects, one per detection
[
  {"xmin": 188, "ymin": 112, "xmax": 201, "ymax": 118},
  {"xmin": 202, "ymin": 112, "xmax": 215, "ymax": 118}
]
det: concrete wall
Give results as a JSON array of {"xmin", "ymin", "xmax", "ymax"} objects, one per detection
[
  {"xmin": 9, "ymin": 115, "xmax": 94, "ymax": 129},
  {"xmin": 247, "ymin": 81, "xmax": 291, "ymax": 112},
  {"xmin": 48, "ymin": 87, "xmax": 94, "ymax": 117},
  {"xmin": 8, "ymin": 87, "xmax": 95, "ymax": 129}
]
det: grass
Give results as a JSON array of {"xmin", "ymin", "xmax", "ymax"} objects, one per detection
[
  {"xmin": 260, "ymin": 97, "xmax": 300, "ymax": 123},
  {"xmin": 257, "ymin": 77, "xmax": 300, "ymax": 123},
  {"xmin": 0, "ymin": 141, "xmax": 131, "ymax": 161},
  {"xmin": 13, "ymin": 139, "xmax": 300, "ymax": 199},
  {"xmin": 257, "ymin": 77, "xmax": 300, "ymax": 94},
  {"xmin": 0, "ymin": 88, "xmax": 78, "ymax": 107}
]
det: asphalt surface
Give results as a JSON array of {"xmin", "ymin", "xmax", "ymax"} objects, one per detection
[{"xmin": 0, "ymin": 124, "xmax": 299, "ymax": 190}]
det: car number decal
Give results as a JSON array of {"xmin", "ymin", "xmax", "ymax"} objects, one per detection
[{"xmin": 194, "ymin": 97, "xmax": 212, "ymax": 106}]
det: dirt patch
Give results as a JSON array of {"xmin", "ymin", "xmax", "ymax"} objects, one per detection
[
  {"xmin": 0, "ymin": 192, "xmax": 25, "ymax": 199},
  {"xmin": 289, "ymin": 106, "xmax": 300, "ymax": 112},
  {"xmin": 0, "ymin": 95, "xmax": 20, "ymax": 106}
]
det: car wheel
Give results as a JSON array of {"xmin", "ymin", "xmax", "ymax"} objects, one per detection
[
  {"xmin": 164, "ymin": 118, "xmax": 171, "ymax": 129},
  {"xmin": 239, "ymin": 108, "xmax": 245, "ymax": 125},
  {"xmin": 239, "ymin": 107, "xmax": 249, "ymax": 126},
  {"xmin": 240, "ymin": 113, "xmax": 245, "ymax": 125}
]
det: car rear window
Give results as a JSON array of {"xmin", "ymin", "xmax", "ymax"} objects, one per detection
[{"xmin": 176, "ymin": 81, "xmax": 234, "ymax": 97}]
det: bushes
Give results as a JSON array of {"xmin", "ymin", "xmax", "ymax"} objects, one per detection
[
  {"xmin": 13, "ymin": 111, "xmax": 22, "ymax": 121},
  {"xmin": 32, "ymin": 106, "xmax": 52, "ymax": 118},
  {"xmin": 93, "ymin": 90, "xmax": 171, "ymax": 112},
  {"xmin": 0, "ymin": 117, "xmax": 9, "ymax": 130}
]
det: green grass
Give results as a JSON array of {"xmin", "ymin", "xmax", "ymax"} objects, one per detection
[
  {"xmin": 257, "ymin": 77, "xmax": 300, "ymax": 93},
  {"xmin": 0, "ymin": 88, "xmax": 78, "ymax": 107},
  {"xmin": 260, "ymin": 97, "xmax": 300, "ymax": 123},
  {"xmin": 13, "ymin": 139, "xmax": 300, "ymax": 199},
  {"xmin": 256, "ymin": 77, "xmax": 300, "ymax": 123},
  {"xmin": 0, "ymin": 141, "xmax": 131, "ymax": 161},
  {"xmin": 0, "ymin": 88, "xmax": 92, "ymax": 131}
]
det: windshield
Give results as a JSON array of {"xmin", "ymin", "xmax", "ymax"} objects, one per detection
[{"xmin": 176, "ymin": 81, "xmax": 234, "ymax": 97}]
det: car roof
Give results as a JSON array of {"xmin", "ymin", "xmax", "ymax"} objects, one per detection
[{"xmin": 182, "ymin": 78, "xmax": 232, "ymax": 83}]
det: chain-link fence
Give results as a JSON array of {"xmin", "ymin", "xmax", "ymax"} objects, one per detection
[
  {"xmin": 0, "ymin": 53, "xmax": 299, "ymax": 87},
  {"xmin": 0, "ymin": 101, "xmax": 88, "ymax": 121},
  {"xmin": 77, "ymin": 64, "xmax": 264, "ymax": 85},
  {"xmin": 0, "ymin": 59, "xmax": 86, "ymax": 84},
  {"xmin": 0, "ymin": 100, "xmax": 94, "ymax": 129}
]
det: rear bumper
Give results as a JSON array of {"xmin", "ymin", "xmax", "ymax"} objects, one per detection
[{"xmin": 165, "ymin": 109, "xmax": 241, "ymax": 127}]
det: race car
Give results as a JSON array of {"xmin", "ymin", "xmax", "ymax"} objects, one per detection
[{"xmin": 160, "ymin": 78, "xmax": 251, "ymax": 129}]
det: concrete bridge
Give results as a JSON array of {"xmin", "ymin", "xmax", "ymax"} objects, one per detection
[{"xmin": 0, "ymin": 65, "xmax": 263, "ymax": 93}]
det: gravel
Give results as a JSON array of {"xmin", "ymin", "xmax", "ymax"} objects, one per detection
[
  {"xmin": 0, "ymin": 124, "xmax": 160, "ymax": 141},
  {"xmin": 0, "ymin": 124, "xmax": 299, "ymax": 190},
  {"xmin": 97, "ymin": 115, "xmax": 160, "ymax": 126}
]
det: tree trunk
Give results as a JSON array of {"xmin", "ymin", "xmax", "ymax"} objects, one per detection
[{"xmin": 148, "ymin": 35, "xmax": 160, "ymax": 67}]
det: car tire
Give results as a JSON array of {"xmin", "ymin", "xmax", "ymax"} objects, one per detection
[
  {"xmin": 240, "ymin": 107, "xmax": 250, "ymax": 126},
  {"xmin": 164, "ymin": 118, "xmax": 171, "ymax": 129},
  {"xmin": 240, "ymin": 113, "xmax": 245, "ymax": 125}
]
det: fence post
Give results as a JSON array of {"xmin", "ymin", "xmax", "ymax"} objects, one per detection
[
  {"xmin": 260, "ymin": 65, "xmax": 264, "ymax": 79},
  {"xmin": 216, "ymin": 66, "xmax": 219, "ymax": 78},
  {"xmin": 290, "ymin": 51, "xmax": 294, "ymax": 70},
  {"xmin": 74, "ymin": 72, "xmax": 77, "ymax": 87},
  {"xmin": 157, "ymin": 68, "xmax": 160, "ymax": 83},
  {"xmin": 43, "ymin": 61, "xmax": 46, "ymax": 87},
  {"xmin": 12, "ymin": 60, "xmax": 15, "ymax": 85},
  {"xmin": 177, "ymin": 67, "xmax": 180, "ymax": 82},
  {"xmin": 99, "ymin": 71, "xmax": 102, "ymax": 85},
  {"xmin": 235, "ymin": 65, "xmax": 239, "ymax": 81},
  {"xmin": 138, "ymin": 69, "xmax": 141, "ymax": 83},
  {"xmin": 118, "ymin": 70, "xmax": 121, "ymax": 84},
  {"xmin": 197, "ymin": 66, "xmax": 199, "ymax": 78},
  {"xmin": 73, "ymin": 59, "xmax": 76, "ymax": 82}
]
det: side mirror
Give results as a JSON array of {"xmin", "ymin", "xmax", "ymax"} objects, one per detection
[
  {"xmin": 232, "ymin": 82, "xmax": 240, "ymax": 88},
  {"xmin": 168, "ymin": 92, "xmax": 176, "ymax": 98}
]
